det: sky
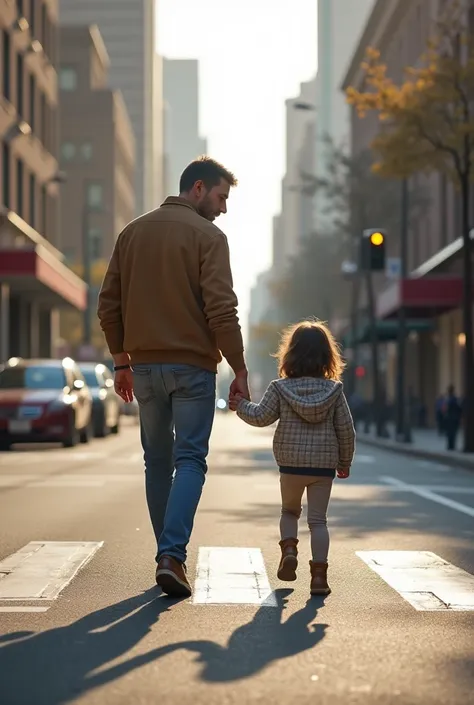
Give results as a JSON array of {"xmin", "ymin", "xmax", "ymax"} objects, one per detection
[{"xmin": 156, "ymin": 0, "xmax": 318, "ymax": 336}]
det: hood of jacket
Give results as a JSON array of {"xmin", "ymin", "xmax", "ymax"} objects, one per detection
[{"xmin": 275, "ymin": 377, "xmax": 343, "ymax": 423}]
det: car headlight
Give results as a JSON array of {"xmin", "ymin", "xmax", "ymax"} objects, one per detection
[{"xmin": 48, "ymin": 394, "xmax": 77, "ymax": 412}]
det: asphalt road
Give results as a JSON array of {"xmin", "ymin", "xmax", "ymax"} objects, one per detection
[{"xmin": 0, "ymin": 413, "xmax": 473, "ymax": 705}]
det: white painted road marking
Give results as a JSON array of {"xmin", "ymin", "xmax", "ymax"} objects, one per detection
[
  {"xmin": 0, "ymin": 451, "xmax": 143, "ymax": 465},
  {"xmin": 353, "ymin": 454, "xmax": 375, "ymax": 464},
  {"xmin": 0, "ymin": 541, "xmax": 103, "ymax": 600},
  {"xmin": 193, "ymin": 547, "xmax": 277, "ymax": 606},
  {"xmin": 381, "ymin": 476, "xmax": 474, "ymax": 518},
  {"xmin": 0, "ymin": 606, "xmax": 50, "ymax": 613},
  {"xmin": 357, "ymin": 550, "xmax": 474, "ymax": 611},
  {"xmin": 0, "ymin": 474, "xmax": 142, "ymax": 489}
]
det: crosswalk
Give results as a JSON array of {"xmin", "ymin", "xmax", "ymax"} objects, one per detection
[{"xmin": 1, "ymin": 542, "xmax": 473, "ymax": 614}]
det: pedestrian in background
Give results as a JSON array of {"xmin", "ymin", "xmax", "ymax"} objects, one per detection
[
  {"xmin": 98, "ymin": 157, "xmax": 249, "ymax": 598},
  {"xmin": 229, "ymin": 320, "xmax": 355, "ymax": 596},
  {"xmin": 443, "ymin": 385, "xmax": 462, "ymax": 451}
]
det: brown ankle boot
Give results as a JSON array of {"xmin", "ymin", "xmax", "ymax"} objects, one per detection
[
  {"xmin": 310, "ymin": 561, "xmax": 331, "ymax": 595},
  {"xmin": 277, "ymin": 538, "xmax": 298, "ymax": 581}
]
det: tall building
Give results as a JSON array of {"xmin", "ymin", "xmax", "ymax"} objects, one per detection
[
  {"xmin": 163, "ymin": 58, "xmax": 207, "ymax": 194},
  {"xmin": 279, "ymin": 78, "xmax": 317, "ymax": 263},
  {"xmin": 59, "ymin": 0, "xmax": 159, "ymax": 215},
  {"xmin": 58, "ymin": 25, "xmax": 135, "ymax": 264},
  {"xmin": 314, "ymin": 0, "xmax": 376, "ymax": 231},
  {"xmin": 0, "ymin": 0, "xmax": 86, "ymax": 362}
]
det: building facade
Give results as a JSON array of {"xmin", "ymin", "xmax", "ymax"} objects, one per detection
[
  {"xmin": 0, "ymin": 0, "xmax": 86, "ymax": 362},
  {"xmin": 59, "ymin": 0, "xmax": 158, "ymax": 215},
  {"xmin": 314, "ymin": 0, "xmax": 376, "ymax": 231},
  {"xmin": 163, "ymin": 58, "xmax": 207, "ymax": 195},
  {"xmin": 59, "ymin": 25, "xmax": 135, "ymax": 265},
  {"xmin": 342, "ymin": 0, "xmax": 472, "ymax": 423}
]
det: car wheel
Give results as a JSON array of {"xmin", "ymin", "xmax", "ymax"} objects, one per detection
[
  {"xmin": 79, "ymin": 423, "xmax": 91, "ymax": 444},
  {"xmin": 110, "ymin": 413, "xmax": 120, "ymax": 434},
  {"xmin": 63, "ymin": 419, "xmax": 78, "ymax": 448},
  {"xmin": 94, "ymin": 411, "xmax": 107, "ymax": 438}
]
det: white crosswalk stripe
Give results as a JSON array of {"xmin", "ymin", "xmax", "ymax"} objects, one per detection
[
  {"xmin": 357, "ymin": 551, "xmax": 474, "ymax": 611},
  {"xmin": 0, "ymin": 541, "xmax": 103, "ymax": 612},
  {"xmin": 1, "ymin": 542, "xmax": 473, "ymax": 613}
]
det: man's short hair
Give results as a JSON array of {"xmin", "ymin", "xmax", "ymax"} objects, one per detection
[{"xmin": 179, "ymin": 156, "xmax": 238, "ymax": 193}]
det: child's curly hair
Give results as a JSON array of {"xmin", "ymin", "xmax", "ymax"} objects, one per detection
[{"xmin": 275, "ymin": 319, "xmax": 345, "ymax": 381}]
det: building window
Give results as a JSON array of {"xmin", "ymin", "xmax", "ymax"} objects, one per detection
[
  {"xmin": 59, "ymin": 67, "xmax": 77, "ymax": 91},
  {"xmin": 29, "ymin": 74, "xmax": 35, "ymax": 132},
  {"xmin": 29, "ymin": 172, "xmax": 35, "ymax": 228},
  {"xmin": 17, "ymin": 53, "xmax": 24, "ymax": 118},
  {"xmin": 80, "ymin": 143, "xmax": 93, "ymax": 161},
  {"xmin": 16, "ymin": 159, "xmax": 24, "ymax": 218},
  {"xmin": 2, "ymin": 143, "xmax": 10, "ymax": 209},
  {"xmin": 86, "ymin": 182, "xmax": 103, "ymax": 210},
  {"xmin": 88, "ymin": 227, "xmax": 103, "ymax": 260},
  {"xmin": 61, "ymin": 142, "xmax": 76, "ymax": 161},
  {"xmin": 2, "ymin": 31, "xmax": 11, "ymax": 102}
]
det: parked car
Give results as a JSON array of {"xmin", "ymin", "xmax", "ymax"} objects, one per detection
[
  {"xmin": 0, "ymin": 357, "xmax": 92, "ymax": 450},
  {"xmin": 79, "ymin": 362, "xmax": 121, "ymax": 437}
]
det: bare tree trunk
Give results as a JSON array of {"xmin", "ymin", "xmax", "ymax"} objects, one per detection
[{"xmin": 460, "ymin": 171, "xmax": 474, "ymax": 452}]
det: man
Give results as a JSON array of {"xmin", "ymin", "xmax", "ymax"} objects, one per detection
[{"xmin": 98, "ymin": 157, "xmax": 249, "ymax": 597}]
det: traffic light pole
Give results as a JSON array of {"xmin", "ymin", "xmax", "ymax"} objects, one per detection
[{"xmin": 395, "ymin": 178, "xmax": 412, "ymax": 443}]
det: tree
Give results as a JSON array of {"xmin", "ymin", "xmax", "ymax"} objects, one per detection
[{"xmin": 346, "ymin": 3, "xmax": 474, "ymax": 451}]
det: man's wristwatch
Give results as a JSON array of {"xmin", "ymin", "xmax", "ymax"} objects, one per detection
[{"xmin": 113, "ymin": 364, "xmax": 130, "ymax": 371}]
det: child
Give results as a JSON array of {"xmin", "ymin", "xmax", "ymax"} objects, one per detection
[{"xmin": 229, "ymin": 320, "xmax": 355, "ymax": 596}]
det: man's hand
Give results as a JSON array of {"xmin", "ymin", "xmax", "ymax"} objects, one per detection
[
  {"xmin": 336, "ymin": 467, "xmax": 350, "ymax": 479},
  {"xmin": 229, "ymin": 369, "xmax": 250, "ymax": 402},
  {"xmin": 114, "ymin": 367, "xmax": 134, "ymax": 403}
]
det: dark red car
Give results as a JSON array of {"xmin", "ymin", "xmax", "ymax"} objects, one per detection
[{"xmin": 0, "ymin": 358, "xmax": 93, "ymax": 450}]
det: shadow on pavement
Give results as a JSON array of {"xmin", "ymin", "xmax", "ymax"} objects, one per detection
[
  {"xmin": 203, "ymin": 491, "xmax": 474, "ymax": 547},
  {"xmin": 0, "ymin": 588, "xmax": 327, "ymax": 703},
  {"xmin": 0, "ymin": 588, "xmax": 176, "ymax": 705}
]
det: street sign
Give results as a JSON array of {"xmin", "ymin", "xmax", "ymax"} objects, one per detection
[{"xmin": 386, "ymin": 257, "xmax": 401, "ymax": 280}]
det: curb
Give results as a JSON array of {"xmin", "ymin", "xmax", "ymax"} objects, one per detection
[{"xmin": 358, "ymin": 435, "xmax": 474, "ymax": 472}]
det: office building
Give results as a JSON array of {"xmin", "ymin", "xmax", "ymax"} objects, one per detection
[
  {"xmin": 163, "ymin": 58, "xmax": 207, "ymax": 194},
  {"xmin": 59, "ymin": 0, "xmax": 158, "ymax": 214}
]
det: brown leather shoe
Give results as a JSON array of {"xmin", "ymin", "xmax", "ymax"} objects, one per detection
[
  {"xmin": 156, "ymin": 556, "xmax": 192, "ymax": 597},
  {"xmin": 277, "ymin": 538, "xmax": 299, "ymax": 581},
  {"xmin": 310, "ymin": 561, "xmax": 331, "ymax": 595}
]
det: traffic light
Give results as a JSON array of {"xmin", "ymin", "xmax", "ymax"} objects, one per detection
[{"xmin": 360, "ymin": 229, "xmax": 386, "ymax": 271}]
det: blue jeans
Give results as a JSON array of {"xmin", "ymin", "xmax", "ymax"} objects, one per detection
[{"xmin": 132, "ymin": 364, "xmax": 216, "ymax": 564}]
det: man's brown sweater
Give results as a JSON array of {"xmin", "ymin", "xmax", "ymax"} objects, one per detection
[{"xmin": 97, "ymin": 197, "xmax": 245, "ymax": 373}]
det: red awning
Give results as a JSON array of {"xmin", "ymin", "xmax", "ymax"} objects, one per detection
[
  {"xmin": 0, "ymin": 247, "xmax": 87, "ymax": 310},
  {"xmin": 376, "ymin": 276, "xmax": 464, "ymax": 320}
]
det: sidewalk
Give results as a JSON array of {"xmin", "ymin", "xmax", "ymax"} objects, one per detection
[{"xmin": 357, "ymin": 423, "xmax": 474, "ymax": 472}]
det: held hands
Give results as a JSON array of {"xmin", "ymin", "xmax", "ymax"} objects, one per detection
[
  {"xmin": 229, "ymin": 392, "xmax": 244, "ymax": 412},
  {"xmin": 336, "ymin": 467, "xmax": 350, "ymax": 479},
  {"xmin": 229, "ymin": 369, "xmax": 250, "ymax": 411}
]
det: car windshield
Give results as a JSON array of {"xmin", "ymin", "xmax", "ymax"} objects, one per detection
[
  {"xmin": 0, "ymin": 366, "xmax": 66, "ymax": 390},
  {"xmin": 81, "ymin": 369, "xmax": 99, "ymax": 387}
]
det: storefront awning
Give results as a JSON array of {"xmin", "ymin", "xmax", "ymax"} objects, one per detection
[
  {"xmin": 376, "ymin": 277, "xmax": 463, "ymax": 320},
  {"xmin": 0, "ymin": 211, "xmax": 87, "ymax": 311},
  {"xmin": 342, "ymin": 318, "xmax": 434, "ymax": 348}
]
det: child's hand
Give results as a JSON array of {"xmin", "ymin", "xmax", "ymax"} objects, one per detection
[
  {"xmin": 228, "ymin": 393, "xmax": 243, "ymax": 412},
  {"xmin": 337, "ymin": 467, "xmax": 350, "ymax": 479}
]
